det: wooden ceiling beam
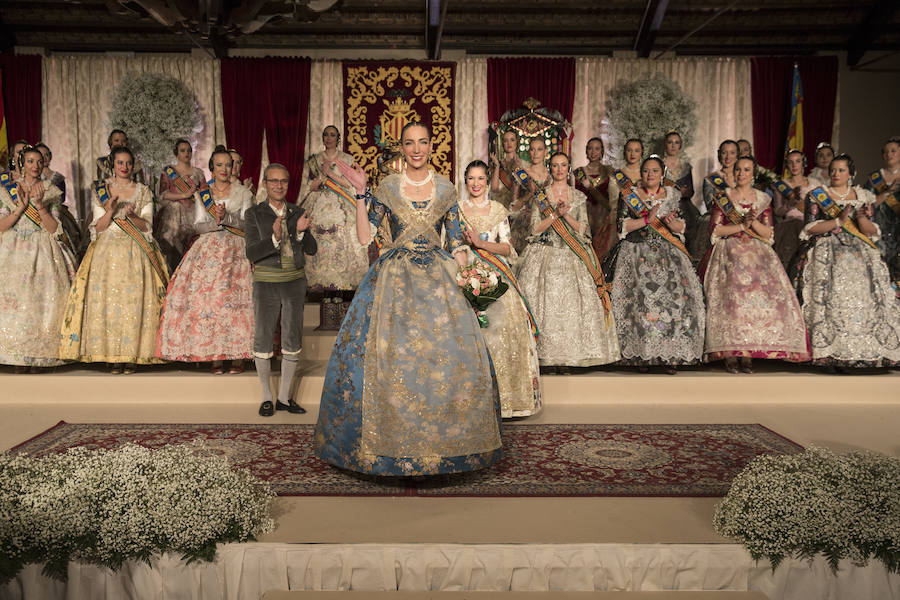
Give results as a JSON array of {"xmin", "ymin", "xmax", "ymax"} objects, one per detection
[
  {"xmin": 634, "ymin": 0, "xmax": 668, "ymax": 58},
  {"xmin": 847, "ymin": 0, "xmax": 899, "ymax": 66}
]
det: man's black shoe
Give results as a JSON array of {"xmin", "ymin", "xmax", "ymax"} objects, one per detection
[{"xmin": 275, "ymin": 399, "xmax": 306, "ymax": 414}]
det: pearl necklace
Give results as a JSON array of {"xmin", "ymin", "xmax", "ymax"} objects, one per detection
[
  {"xmin": 829, "ymin": 186, "xmax": 852, "ymax": 202},
  {"xmin": 464, "ymin": 194, "xmax": 490, "ymax": 209},
  {"xmin": 402, "ymin": 169, "xmax": 433, "ymax": 187}
]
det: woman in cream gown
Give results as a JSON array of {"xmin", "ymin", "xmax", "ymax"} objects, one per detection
[
  {"xmin": 459, "ymin": 160, "xmax": 541, "ymax": 418},
  {"xmin": 0, "ymin": 146, "xmax": 76, "ymax": 370},
  {"xmin": 61, "ymin": 147, "xmax": 168, "ymax": 373},
  {"xmin": 516, "ymin": 151, "xmax": 620, "ymax": 368},
  {"xmin": 299, "ymin": 126, "xmax": 370, "ymax": 295}
]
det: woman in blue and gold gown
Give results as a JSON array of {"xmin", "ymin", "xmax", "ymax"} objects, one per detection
[{"xmin": 315, "ymin": 123, "xmax": 501, "ymax": 476}]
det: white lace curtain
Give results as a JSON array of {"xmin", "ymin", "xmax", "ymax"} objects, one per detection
[
  {"xmin": 571, "ymin": 57, "xmax": 753, "ymax": 207},
  {"xmin": 41, "ymin": 56, "xmax": 225, "ymax": 221},
  {"xmin": 41, "ymin": 55, "xmax": 750, "ymax": 218}
]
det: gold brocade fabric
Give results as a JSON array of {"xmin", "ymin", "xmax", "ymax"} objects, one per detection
[
  {"xmin": 460, "ymin": 200, "xmax": 542, "ymax": 417},
  {"xmin": 359, "ymin": 176, "xmax": 500, "ymax": 462},
  {"xmin": 60, "ymin": 185, "xmax": 168, "ymax": 363}
]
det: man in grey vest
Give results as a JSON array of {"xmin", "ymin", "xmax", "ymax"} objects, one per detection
[{"xmin": 245, "ymin": 163, "xmax": 317, "ymax": 416}]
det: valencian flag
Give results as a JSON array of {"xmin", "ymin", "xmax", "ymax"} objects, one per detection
[
  {"xmin": 0, "ymin": 68, "xmax": 8, "ymax": 170},
  {"xmin": 783, "ymin": 63, "xmax": 804, "ymax": 176}
]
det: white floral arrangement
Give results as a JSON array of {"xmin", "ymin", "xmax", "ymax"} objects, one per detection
[
  {"xmin": 605, "ymin": 77, "xmax": 698, "ymax": 166},
  {"xmin": 109, "ymin": 72, "xmax": 203, "ymax": 181},
  {"xmin": 0, "ymin": 442, "xmax": 275, "ymax": 583},
  {"xmin": 714, "ymin": 446, "xmax": 900, "ymax": 574}
]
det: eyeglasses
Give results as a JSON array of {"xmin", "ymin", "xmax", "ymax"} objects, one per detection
[{"xmin": 265, "ymin": 178, "xmax": 289, "ymax": 186}]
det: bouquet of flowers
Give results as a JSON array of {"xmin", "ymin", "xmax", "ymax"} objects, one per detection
[{"xmin": 456, "ymin": 260, "xmax": 508, "ymax": 327}]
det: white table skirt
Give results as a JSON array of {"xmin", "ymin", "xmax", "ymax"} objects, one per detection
[{"xmin": 2, "ymin": 543, "xmax": 898, "ymax": 600}]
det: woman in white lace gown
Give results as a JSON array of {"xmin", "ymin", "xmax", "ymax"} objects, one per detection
[
  {"xmin": 793, "ymin": 154, "xmax": 900, "ymax": 368},
  {"xmin": 516, "ymin": 152, "xmax": 620, "ymax": 368},
  {"xmin": 0, "ymin": 146, "xmax": 76, "ymax": 370},
  {"xmin": 298, "ymin": 126, "xmax": 370, "ymax": 296},
  {"xmin": 459, "ymin": 160, "xmax": 541, "ymax": 417}
]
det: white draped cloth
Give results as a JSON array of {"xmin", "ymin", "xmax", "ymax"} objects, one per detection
[
  {"xmin": 41, "ymin": 56, "xmax": 226, "ymax": 223},
  {"xmin": 3, "ymin": 543, "xmax": 897, "ymax": 599},
  {"xmin": 453, "ymin": 58, "xmax": 490, "ymax": 188},
  {"xmin": 571, "ymin": 57, "xmax": 754, "ymax": 213}
]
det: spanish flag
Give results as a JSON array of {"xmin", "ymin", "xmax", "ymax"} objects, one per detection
[
  {"xmin": 783, "ymin": 63, "xmax": 803, "ymax": 176},
  {"xmin": 0, "ymin": 68, "xmax": 7, "ymax": 171}
]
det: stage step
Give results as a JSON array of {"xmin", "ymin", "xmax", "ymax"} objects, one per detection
[
  {"xmin": 3, "ymin": 364, "xmax": 897, "ymax": 408},
  {"xmin": 263, "ymin": 592, "xmax": 769, "ymax": 599}
]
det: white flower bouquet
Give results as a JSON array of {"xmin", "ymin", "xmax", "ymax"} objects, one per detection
[
  {"xmin": 714, "ymin": 446, "xmax": 899, "ymax": 574},
  {"xmin": 0, "ymin": 442, "xmax": 275, "ymax": 583},
  {"xmin": 456, "ymin": 261, "xmax": 508, "ymax": 327}
]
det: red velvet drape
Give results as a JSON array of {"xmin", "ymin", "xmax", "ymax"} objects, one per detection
[
  {"xmin": 221, "ymin": 58, "xmax": 264, "ymax": 193},
  {"xmin": 751, "ymin": 56, "xmax": 838, "ymax": 173},
  {"xmin": 0, "ymin": 53, "xmax": 42, "ymax": 146},
  {"xmin": 221, "ymin": 57, "xmax": 312, "ymax": 202},
  {"xmin": 487, "ymin": 58, "xmax": 576, "ymax": 122}
]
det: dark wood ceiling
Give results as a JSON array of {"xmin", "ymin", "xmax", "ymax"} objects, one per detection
[{"xmin": 2, "ymin": 0, "xmax": 898, "ymax": 65}]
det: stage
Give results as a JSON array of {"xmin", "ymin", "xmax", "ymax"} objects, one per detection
[{"xmin": 1, "ymin": 304, "xmax": 898, "ymax": 599}]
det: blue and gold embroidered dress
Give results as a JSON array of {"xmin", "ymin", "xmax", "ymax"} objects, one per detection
[{"xmin": 314, "ymin": 173, "xmax": 502, "ymax": 476}]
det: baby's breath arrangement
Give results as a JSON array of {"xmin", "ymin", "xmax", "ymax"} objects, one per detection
[
  {"xmin": 0, "ymin": 443, "xmax": 275, "ymax": 583},
  {"xmin": 714, "ymin": 446, "xmax": 900, "ymax": 574},
  {"xmin": 109, "ymin": 72, "xmax": 202, "ymax": 178},
  {"xmin": 605, "ymin": 77, "xmax": 698, "ymax": 166}
]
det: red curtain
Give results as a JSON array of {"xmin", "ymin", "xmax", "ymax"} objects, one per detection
[
  {"xmin": 0, "ymin": 53, "xmax": 42, "ymax": 145},
  {"xmin": 487, "ymin": 58, "xmax": 576, "ymax": 122},
  {"xmin": 221, "ymin": 58, "xmax": 265, "ymax": 193},
  {"xmin": 221, "ymin": 57, "xmax": 312, "ymax": 202},
  {"xmin": 751, "ymin": 56, "xmax": 838, "ymax": 173}
]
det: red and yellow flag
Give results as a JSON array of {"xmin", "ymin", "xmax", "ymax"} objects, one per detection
[
  {"xmin": 0, "ymin": 68, "xmax": 8, "ymax": 170},
  {"xmin": 783, "ymin": 63, "xmax": 804, "ymax": 176}
]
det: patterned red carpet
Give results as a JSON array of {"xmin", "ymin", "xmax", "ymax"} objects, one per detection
[{"xmin": 10, "ymin": 422, "xmax": 801, "ymax": 497}]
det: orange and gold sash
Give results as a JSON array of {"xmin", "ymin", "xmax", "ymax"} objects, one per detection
[
  {"xmin": 198, "ymin": 180, "xmax": 245, "ymax": 238},
  {"xmin": 163, "ymin": 166, "xmax": 196, "ymax": 195},
  {"xmin": 513, "ymin": 168, "xmax": 612, "ymax": 319},
  {"xmin": 808, "ymin": 186, "xmax": 878, "ymax": 249},
  {"xmin": 621, "ymin": 188, "xmax": 690, "ymax": 258},
  {"xmin": 712, "ymin": 191, "xmax": 767, "ymax": 243},
  {"xmin": 308, "ymin": 156, "xmax": 358, "ymax": 210},
  {"xmin": 772, "ymin": 179, "xmax": 805, "ymax": 212},
  {"xmin": 2, "ymin": 180, "xmax": 42, "ymax": 227},
  {"xmin": 94, "ymin": 181, "xmax": 169, "ymax": 285},
  {"xmin": 868, "ymin": 170, "xmax": 888, "ymax": 194},
  {"xmin": 471, "ymin": 246, "xmax": 539, "ymax": 337},
  {"xmin": 885, "ymin": 191, "xmax": 900, "ymax": 217},
  {"xmin": 613, "ymin": 170, "xmax": 635, "ymax": 194}
]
